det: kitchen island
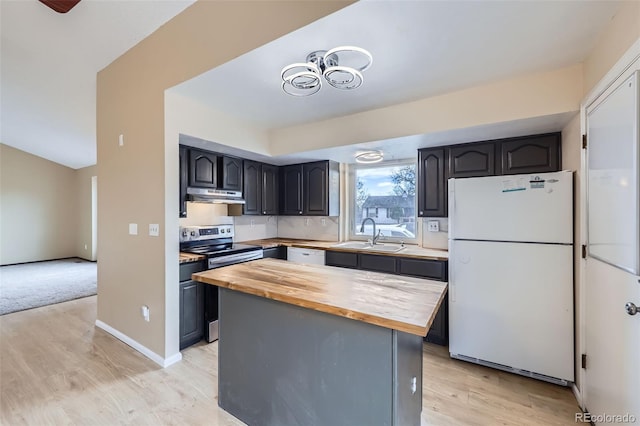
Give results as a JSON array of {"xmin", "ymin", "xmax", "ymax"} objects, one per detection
[{"xmin": 192, "ymin": 258, "xmax": 447, "ymax": 426}]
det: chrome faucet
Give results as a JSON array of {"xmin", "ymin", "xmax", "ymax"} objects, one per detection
[{"xmin": 360, "ymin": 217, "xmax": 381, "ymax": 245}]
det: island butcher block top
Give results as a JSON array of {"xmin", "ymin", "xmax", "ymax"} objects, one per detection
[{"xmin": 192, "ymin": 258, "xmax": 448, "ymax": 336}]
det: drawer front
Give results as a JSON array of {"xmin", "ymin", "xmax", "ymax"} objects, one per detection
[
  {"xmin": 397, "ymin": 258, "xmax": 446, "ymax": 281},
  {"xmin": 359, "ymin": 254, "xmax": 397, "ymax": 274},
  {"xmin": 179, "ymin": 261, "xmax": 206, "ymax": 282},
  {"xmin": 325, "ymin": 250, "xmax": 359, "ymax": 269}
]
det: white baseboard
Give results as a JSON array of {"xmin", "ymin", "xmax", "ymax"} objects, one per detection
[
  {"xmin": 572, "ymin": 382, "xmax": 584, "ymax": 409},
  {"xmin": 95, "ymin": 320, "xmax": 182, "ymax": 368}
]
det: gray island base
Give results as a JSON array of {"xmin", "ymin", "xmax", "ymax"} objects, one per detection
[{"xmin": 218, "ymin": 289, "xmax": 423, "ymax": 426}]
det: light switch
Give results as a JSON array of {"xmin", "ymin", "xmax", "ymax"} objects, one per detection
[
  {"xmin": 427, "ymin": 220, "xmax": 440, "ymax": 232},
  {"xmin": 129, "ymin": 223, "xmax": 138, "ymax": 235},
  {"xmin": 149, "ymin": 224, "xmax": 160, "ymax": 237}
]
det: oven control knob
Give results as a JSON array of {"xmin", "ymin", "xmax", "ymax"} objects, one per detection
[
  {"xmin": 221, "ymin": 229, "xmax": 225, "ymax": 233},
  {"xmin": 190, "ymin": 231, "xmax": 197, "ymax": 237},
  {"xmin": 227, "ymin": 228, "xmax": 232, "ymax": 233}
]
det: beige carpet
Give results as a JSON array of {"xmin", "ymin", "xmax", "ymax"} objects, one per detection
[{"xmin": 0, "ymin": 258, "xmax": 96, "ymax": 315}]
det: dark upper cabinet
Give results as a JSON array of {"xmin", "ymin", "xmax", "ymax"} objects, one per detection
[
  {"xmin": 244, "ymin": 161, "xmax": 279, "ymax": 215},
  {"xmin": 280, "ymin": 164, "xmax": 304, "ymax": 215},
  {"xmin": 417, "ymin": 132, "xmax": 561, "ymax": 218},
  {"xmin": 281, "ymin": 161, "xmax": 339, "ymax": 216},
  {"xmin": 219, "ymin": 156, "xmax": 243, "ymax": 191},
  {"xmin": 243, "ymin": 160, "xmax": 261, "ymax": 215},
  {"xmin": 179, "ymin": 145, "xmax": 188, "ymax": 217},
  {"xmin": 304, "ymin": 162, "xmax": 328, "ymax": 215},
  {"xmin": 500, "ymin": 133, "xmax": 561, "ymax": 175},
  {"xmin": 448, "ymin": 142, "xmax": 497, "ymax": 178},
  {"xmin": 417, "ymin": 148, "xmax": 447, "ymax": 217},
  {"xmin": 262, "ymin": 164, "xmax": 279, "ymax": 215},
  {"xmin": 189, "ymin": 149, "xmax": 218, "ymax": 188}
]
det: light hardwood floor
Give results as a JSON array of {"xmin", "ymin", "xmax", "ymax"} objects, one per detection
[{"xmin": 1, "ymin": 296, "xmax": 580, "ymax": 425}]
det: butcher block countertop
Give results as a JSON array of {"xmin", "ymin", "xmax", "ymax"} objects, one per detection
[
  {"xmin": 179, "ymin": 252, "xmax": 206, "ymax": 264},
  {"xmin": 192, "ymin": 258, "xmax": 448, "ymax": 336},
  {"xmin": 241, "ymin": 238, "xmax": 449, "ymax": 261}
]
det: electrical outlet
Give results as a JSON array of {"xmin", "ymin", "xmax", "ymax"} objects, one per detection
[
  {"xmin": 84, "ymin": 244, "xmax": 88, "ymax": 250},
  {"xmin": 118, "ymin": 134, "xmax": 124, "ymax": 146},
  {"xmin": 250, "ymin": 219, "xmax": 255, "ymax": 228},
  {"xmin": 149, "ymin": 224, "xmax": 160, "ymax": 237},
  {"xmin": 305, "ymin": 218, "xmax": 310, "ymax": 226},
  {"xmin": 141, "ymin": 305, "xmax": 150, "ymax": 322},
  {"xmin": 129, "ymin": 223, "xmax": 138, "ymax": 235},
  {"xmin": 321, "ymin": 218, "xmax": 326, "ymax": 226},
  {"xmin": 427, "ymin": 221, "xmax": 440, "ymax": 232}
]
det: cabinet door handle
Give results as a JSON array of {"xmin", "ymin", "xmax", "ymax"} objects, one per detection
[
  {"xmin": 299, "ymin": 211, "xmax": 303, "ymax": 214},
  {"xmin": 625, "ymin": 302, "xmax": 638, "ymax": 316}
]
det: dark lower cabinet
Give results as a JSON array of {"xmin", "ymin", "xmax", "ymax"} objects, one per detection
[
  {"xmin": 179, "ymin": 145, "xmax": 188, "ymax": 217},
  {"xmin": 325, "ymin": 250, "xmax": 358, "ymax": 269},
  {"xmin": 359, "ymin": 253, "xmax": 397, "ymax": 273},
  {"xmin": 324, "ymin": 250, "xmax": 449, "ymax": 345},
  {"xmin": 262, "ymin": 246, "xmax": 287, "ymax": 260},
  {"xmin": 500, "ymin": 133, "xmax": 561, "ymax": 175},
  {"xmin": 179, "ymin": 280, "xmax": 204, "ymax": 350}
]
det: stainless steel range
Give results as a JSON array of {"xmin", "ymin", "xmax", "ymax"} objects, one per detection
[{"xmin": 179, "ymin": 225, "xmax": 263, "ymax": 343}]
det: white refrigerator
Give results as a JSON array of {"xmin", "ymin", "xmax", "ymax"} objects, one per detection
[{"xmin": 448, "ymin": 170, "xmax": 574, "ymax": 385}]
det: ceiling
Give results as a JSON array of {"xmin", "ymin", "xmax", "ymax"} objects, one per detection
[
  {"xmin": 1, "ymin": 0, "xmax": 623, "ymax": 169},
  {"xmin": 173, "ymin": 0, "xmax": 621, "ymax": 130},
  {"xmin": 0, "ymin": 0, "xmax": 196, "ymax": 169}
]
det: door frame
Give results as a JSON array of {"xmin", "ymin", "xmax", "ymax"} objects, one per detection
[{"xmin": 577, "ymin": 37, "xmax": 640, "ymax": 409}]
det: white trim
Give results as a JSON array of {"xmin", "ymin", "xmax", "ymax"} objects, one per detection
[
  {"xmin": 578, "ymin": 36, "xmax": 640, "ymax": 415},
  {"xmin": 572, "ymin": 382, "xmax": 584, "ymax": 409},
  {"xmin": 95, "ymin": 320, "xmax": 182, "ymax": 368}
]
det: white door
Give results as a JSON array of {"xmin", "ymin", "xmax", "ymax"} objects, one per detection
[
  {"xmin": 448, "ymin": 171, "xmax": 573, "ymax": 244},
  {"xmin": 449, "ymin": 239, "xmax": 574, "ymax": 382},
  {"xmin": 584, "ymin": 69, "xmax": 640, "ymax": 422},
  {"xmin": 584, "ymin": 259, "xmax": 640, "ymax": 422}
]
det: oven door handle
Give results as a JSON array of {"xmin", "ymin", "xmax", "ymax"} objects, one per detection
[{"xmin": 208, "ymin": 251, "xmax": 263, "ymax": 268}]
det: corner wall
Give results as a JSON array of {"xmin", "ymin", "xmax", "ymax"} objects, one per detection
[
  {"xmin": 76, "ymin": 165, "xmax": 97, "ymax": 261},
  {"xmin": 97, "ymin": 1, "xmax": 354, "ymax": 362},
  {"xmin": 0, "ymin": 144, "xmax": 78, "ymax": 265}
]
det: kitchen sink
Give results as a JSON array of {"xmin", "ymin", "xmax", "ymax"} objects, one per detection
[{"xmin": 331, "ymin": 242, "xmax": 406, "ymax": 253}]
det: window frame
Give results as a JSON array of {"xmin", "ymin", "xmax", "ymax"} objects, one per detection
[{"xmin": 348, "ymin": 159, "xmax": 418, "ymax": 244}]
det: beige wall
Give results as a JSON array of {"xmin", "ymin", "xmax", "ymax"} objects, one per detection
[
  {"xmin": 75, "ymin": 165, "xmax": 97, "ymax": 261},
  {"xmin": 0, "ymin": 144, "xmax": 77, "ymax": 265},
  {"xmin": 583, "ymin": 1, "xmax": 640, "ymax": 95},
  {"xmin": 97, "ymin": 1, "xmax": 354, "ymax": 361},
  {"xmin": 270, "ymin": 64, "xmax": 584, "ymax": 155}
]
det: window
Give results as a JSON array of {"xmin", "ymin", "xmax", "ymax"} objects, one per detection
[{"xmin": 350, "ymin": 160, "xmax": 417, "ymax": 242}]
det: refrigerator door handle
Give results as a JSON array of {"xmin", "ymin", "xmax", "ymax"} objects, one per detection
[{"xmin": 449, "ymin": 179, "xmax": 455, "ymax": 238}]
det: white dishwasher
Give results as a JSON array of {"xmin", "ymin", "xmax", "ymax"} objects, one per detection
[{"xmin": 287, "ymin": 247, "xmax": 325, "ymax": 265}]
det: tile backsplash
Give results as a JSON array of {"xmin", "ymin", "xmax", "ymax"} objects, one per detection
[
  {"xmin": 234, "ymin": 216, "xmax": 278, "ymax": 241},
  {"xmin": 179, "ymin": 203, "xmax": 338, "ymax": 242},
  {"xmin": 277, "ymin": 216, "xmax": 339, "ymax": 241},
  {"xmin": 421, "ymin": 217, "xmax": 448, "ymax": 250}
]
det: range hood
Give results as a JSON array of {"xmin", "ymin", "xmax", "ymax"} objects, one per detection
[{"xmin": 187, "ymin": 187, "xmax": 246, "ymax": 205}]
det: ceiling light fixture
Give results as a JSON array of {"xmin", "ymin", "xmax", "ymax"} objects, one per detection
[
  {"xmin": 281, "ymin": 46, "xmax": 372, "ymax": 97},
  {"xmin": 355, "ymin": 151, "xmax": 384, "ymax": 164}
]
